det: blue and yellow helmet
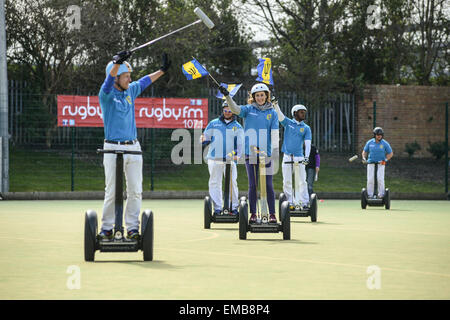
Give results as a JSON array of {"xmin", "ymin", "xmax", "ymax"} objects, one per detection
[{"xmin": 105, "ymin": 61, "xmax": 133, "ymax": 77}]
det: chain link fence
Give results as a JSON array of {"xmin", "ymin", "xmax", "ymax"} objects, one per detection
[{"xmin": 7, "ymin": 80, "xmax": 355, "ymax": 192}]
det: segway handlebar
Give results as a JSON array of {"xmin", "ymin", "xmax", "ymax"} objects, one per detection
[{"xmin": 97, "ymin": 149, "xmax": 143, "ymax": 155}]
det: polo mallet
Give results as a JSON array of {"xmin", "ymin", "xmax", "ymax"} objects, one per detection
[{"xmin": 130, "ymin": 7, "xmax": 214, "ymax": 53}]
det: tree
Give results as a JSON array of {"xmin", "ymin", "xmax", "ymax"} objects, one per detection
[
  {"xmin": 408, "ymin": 0, "xmax": 449, "ymax": 85},
  {"xmin": 239, "ymin": 0, "xmax": 352, "ymax": 93}
]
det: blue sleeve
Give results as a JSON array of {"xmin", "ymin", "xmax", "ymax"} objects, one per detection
[
  {"xmin": 280, "ymin": 118, "xmax": 289, "ymax": 127},
  {"xmin": 305, "ymin": 126, "xmax": 312, "ymax": 140},
  {"xmin": 203, "ymin": 121, "xmax": 214, "ymax": 141},
  {"xmin": 363, "ymin": 141, "xmax": 370, "ymax": 152},
  {"xmin": 384, "ymin": 141, "xmax": 392, "ymax": 154},
  {"xmin": 239, "ymin": 105, "xmax": 249, "ymax": 118},
  {"xmin": 100, "ymin": 74, "xmax": 115, "ymax": 96},
  {"xmin": 271, "ymin": 111, "xmax": 279, "ymax": 129},
  {"xmin": 138, "ymin": 75, "xmax": 152, "ymax": 93}
]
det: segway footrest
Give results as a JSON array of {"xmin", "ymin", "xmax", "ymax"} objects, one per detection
[
  {"xmin": 212, "ymin": 215, "xmax": 239, "ymax": 223},
  {"xmin": 99, "ymin": 239, "xmax": 140, "ymax": 252},
  {"xmin": 248, "ymin": 223, "xmax": 282, "ymax": 233}
]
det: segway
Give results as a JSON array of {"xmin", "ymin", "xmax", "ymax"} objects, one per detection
[
  {"xmin": 84, "ymin": 149, "xmax": 154, "ymax": 262},
  {"xmin": 239, "ymin": 148, "xmax": 290, "ymax": 240},
  {"xmin": 279, "ymin": 156, "xmax": 318, "ymax": 222},
  {"xmin": 204, "ymin": 157, "xmax": 240, "ymax": 229},
  {"xmin": 361, "ymin": 162, "xmax": 390, "ymax": 210}
]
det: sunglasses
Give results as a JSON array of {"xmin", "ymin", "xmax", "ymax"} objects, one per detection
[{"xmin": 223, "ymin": 110, "xmax": 232, "ymax": 113}]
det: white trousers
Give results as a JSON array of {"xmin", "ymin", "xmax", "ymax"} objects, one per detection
[
  {"xmin": 282, "ymin": 154, "xmax": 309, "ymax": 205},
  {"xmin": 367, "ymin": 163, "xmax": 386, "ymax": 197},
  {"xmin": 101, "ymin": 141, "xmax": 143, "ymax": 231},
  {"xmin": 208, "ymin": 159, "xmax": 239, "ymax": 211}
]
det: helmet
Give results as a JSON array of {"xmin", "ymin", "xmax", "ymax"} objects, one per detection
[
  {"xmin": 373, "ymin": 127, "xmax": 384, "ymax": 136},
  {"xmin": 105, "ymin": 61, "xmax": 133, "ymax": 77},
  {"xmin": 250, "ymin": 83, "xmax": 270, "ymax": 95},
  {"xmin": 291, "ymin": 104, "xmax": 307, "ymax": 117}
]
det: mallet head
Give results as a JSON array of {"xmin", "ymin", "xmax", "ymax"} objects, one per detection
[{"xmin": 194, "ymin": 7, "xmax": 215, "ymax": 29}]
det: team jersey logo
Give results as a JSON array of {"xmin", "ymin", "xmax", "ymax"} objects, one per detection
[
  {"xmin": 266, "ymin": 114, "xmax": 272, "ymax": 120},
  {"xmin": 126, "ymin": 96, "xmax": 132, "ymax": 105},
  {"xmin": 232, "ymin": 126, "xmax": 237, "ymax": 131},
  {"xmin": 380, "ymin": 144, "xmax": 384, "ymax": 149},
  {"xmin": 300, "ymin": 128, "xmax": 304, "ymax": 133}
]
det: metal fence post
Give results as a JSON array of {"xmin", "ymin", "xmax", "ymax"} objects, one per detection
[
  {"xmin": 71, "ymin": 127, "xmax": 75, "ymax": 191},
  {"xmin": 445, "ymin": 102, "xmax": 448, "ymax": 196},
  {"xmin": 373, "ymin": 101, "xmax": 376, "ymax": 128},
  {"xmin": 150, "ymin": 128, "xmax": 154, "ymax": 191}
]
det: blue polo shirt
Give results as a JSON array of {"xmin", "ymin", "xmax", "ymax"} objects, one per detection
[
  {"xmin": 363, "ymin": 138, "xmax": 393, "ymax": 163},
  {"xmin": 280, "ymin": 118, "xmax": 312, "ymax": 157},
  {"xmin": 239, "ymin": 105, "xmax": 279, "ymax": 156},
  {"xmin": 99, "ymin": 74, "xmax": 151, "ymax": 141},
  {"xmin": 203, "ymin": 116, "xmax": 244, "ymax": 160}
]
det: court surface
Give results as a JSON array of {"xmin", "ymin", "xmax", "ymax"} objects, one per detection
[{"xmin": 0, "ymin": 199, "xmax": 449, "ymax": 299}]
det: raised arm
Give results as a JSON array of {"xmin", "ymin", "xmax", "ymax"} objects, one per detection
[
  {"xmin": 219, "ymin": 85, "xmax": 241, "ymax": 114},
  {"xmin": 272, "ymin": 100, "xmax": 285, "ymax": 122}
]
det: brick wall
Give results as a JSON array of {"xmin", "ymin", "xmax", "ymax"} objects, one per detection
[{"xmin": 356, "ymin": 85, "xmax": 450, "ymax": 158}]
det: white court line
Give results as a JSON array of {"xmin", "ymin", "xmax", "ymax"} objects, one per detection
[
  {"xmin": 0, "ymin": 236, "xmax": 79, "ymax": 244},
  {"xmin": 159, "ymin": 247, "xmax": 450, "ymax": 279},
  {"xmin": 184, "ymin": 231, "xmax": 219, "ymax": 242},
  {"xmin": 314, "ymin": 226, "xmax": 449, "ymax": 237},
  {"xmin": 1, "ymin": 235, "xmax": 448, "ymax": 279}
]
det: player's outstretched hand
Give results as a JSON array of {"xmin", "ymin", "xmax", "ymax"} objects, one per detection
[
  {"xmin": 301, "ymin": 157, "xmax": 309, "ymax": 166},
  {"xmin": 160, "ymin": 53, "xmax": 171, "ymax": 72},
  {"xmin": 219, "ymin": 85, "xmax": 229, "ymax": 96},
  {"xmin": 362, "ymin": 158, "xmax": 368, "ymax": 164},
  {"xmin": 113, "ymin": 50, "xmax": 132, "ymax": 64}
]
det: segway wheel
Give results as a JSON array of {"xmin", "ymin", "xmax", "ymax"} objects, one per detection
[
  {"xmin": 239, "ymin": 201, "xmax": 248, "ymax": 240},
  {"xmin": 84, "ymin": 210, "xmax": 98, "ymax": 262},
  {"xmin": 361, "ymin": 188, "xmax": 368, "ymax": 209},
  {"xmin": 384, "ymin": 189, "xmax": 390, "ymax": 210},
  {"xmin": 310, "ymin": 193, "xmax": 318, "ymax": 222},
  {"xmin": 278, "ymin": 193, "xmax": 287, "ymax": 221},
  {"xmin": 281, "ymin": 201, "xmax": 290, "ymax": 240},
  {"xmin": 204, "ymin": 196, "xmax": 212, "ymax": 229},
  {"xmin": 141, "ymin": 210, "xmax": 154, "ymax": 261}
]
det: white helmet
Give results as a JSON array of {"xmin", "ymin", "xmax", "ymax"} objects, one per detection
[
  {"xmin": 251, "ymin": 83, "xmax": 270, "ymax": 95},
  {"xmin": 291, "ymin": 104, "xmax": 307, "ymax": 117}
]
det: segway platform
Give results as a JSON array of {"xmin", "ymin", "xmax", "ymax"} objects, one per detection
[
  {"xmin": 98, "ymin": 238, "xmax": 140, "ymax": 252},
  {"xmin": 84, "ymin": 149, "xmax": 154, "ymax": 261},
  {"xmin": 279, "ymin": 193, "xmax": 318, "ymax": 221},
  {"xmin": 361, "ymin": 188, "xmax": 390, "ymax": 209}
]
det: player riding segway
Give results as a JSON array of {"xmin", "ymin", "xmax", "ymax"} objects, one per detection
[
  {"xmin": 84, "ymin": 50, "xmax": 169, "ymax": 261},
  {"xmin": 84, "ymin": 149, "xmax": 154, "ymax": 261},
  {"xmin": 218, "ymin": 82, "xmax": 290, "ymax": 239},
  {"xmin": 273, "ymin": 103, "xmax": 318, "ymax": 222},
  {"xmin": 201, "ymin": 101, "xmax": 244, "ymax": 228},
  {"xmin": 361, "ymin": 127, "xmax": 394, "ymax": 210}
]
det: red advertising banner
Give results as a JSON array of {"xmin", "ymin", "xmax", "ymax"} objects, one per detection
[{"xmin": 57, "ymin": 95, "xmax": 208, "ymax": 129}]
